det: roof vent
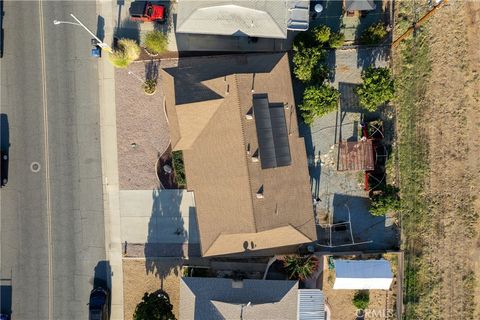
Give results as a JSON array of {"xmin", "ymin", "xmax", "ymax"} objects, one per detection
[
  {"xmin": 232, "ymin": 279, "xmax": 244, "ymax": 288},
  {"xmin": 256, "ymin": 192, "xmax": 264, "ymax": 199},
  {"xmin": 245, "ymin": 113, "xmax": 253, "ymax": 120}
]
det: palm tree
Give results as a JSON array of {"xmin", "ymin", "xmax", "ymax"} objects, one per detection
[{"xmin": 283, "ymin": 255, "xmax": 319, "ymax": 280}]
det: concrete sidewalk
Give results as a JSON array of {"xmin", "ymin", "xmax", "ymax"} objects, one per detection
[{"xmin": 96, "ymin": 0, "xmax": 124, "ymax": 319}]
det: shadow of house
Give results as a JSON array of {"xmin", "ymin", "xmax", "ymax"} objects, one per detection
[
  {"xmin": 317, "ymin": 193, "xmax": 399, "ymax": 251},
  {"xmin": 144, "ymin": 189, "xmax": 190, "ymax": 287}
]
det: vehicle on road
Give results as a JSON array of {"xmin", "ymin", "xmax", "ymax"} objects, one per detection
[
  {"xmin": 129, "ymin": 1, "xmax": 166, "ymax": 23},
  {"xmin": 89, "ymin": 286, "xmax": 109, "ymax": 320},
  {"xmin": 0, "ymin": 278, "xmax": 12, "ymax": 320},
  {"xmin": 1, "ymin": 150, "xmax": 8, "ymax": 187}
]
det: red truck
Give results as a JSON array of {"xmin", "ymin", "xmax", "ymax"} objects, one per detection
[{"xmin": 129, "ymin": 1, "xmax": 166, "ymax": 23}]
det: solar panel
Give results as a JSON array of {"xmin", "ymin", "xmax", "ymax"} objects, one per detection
[{"xmin": 253, "ymin": 95, "xmax": 291, "ymax": 169}]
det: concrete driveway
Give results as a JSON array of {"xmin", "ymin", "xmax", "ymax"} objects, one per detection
[{"xmin": 119, "ymin": 189, "xmax": 200, "ymax": 258}]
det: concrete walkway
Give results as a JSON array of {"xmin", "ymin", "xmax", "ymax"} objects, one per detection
[{"xmin": 97, "ymin": 0, "xmax": 125, "ymax": 319}]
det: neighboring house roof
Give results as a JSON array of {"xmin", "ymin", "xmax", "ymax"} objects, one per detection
[
  {"xmin": 180, "ymin": 278, "xmax": 299, "ymax": 320},
  {"xmin": 345, "ymin": 0, "xmax": 376, "ymax": 11},
  {"xmin": 176, "ymin": 0, "xmax": 310, "ymax": 39},
  {"xmin": 298, "ymin": 289, "xmax": 326, "ymax": 320},
  {"xmin": 161, "ymin": 53, "xmax": 316, "ymax": 256},
  {"xmin": 333, "ymin": 259, "xmax": 393, "ymax": 290}
]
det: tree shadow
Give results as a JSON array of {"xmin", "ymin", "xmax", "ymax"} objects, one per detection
[
  {"xmin": 145, "ymin": 60, "xmax": 159, "ymax": 81},
  {"xmin": 144, "ymin": 189, "xmax": 188, "ymax": 288},
  {"xmin": 114, "ymin": 17, "xmax": 140, "ymax": 43}
]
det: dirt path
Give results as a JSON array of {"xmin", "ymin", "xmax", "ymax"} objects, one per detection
[{"xmin": 410, "ymin": 1, "xmax": 480, "ymax": 318}]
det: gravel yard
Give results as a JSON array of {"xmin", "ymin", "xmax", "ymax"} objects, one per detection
[{"xmin": 115, "ymin": 60, "xmax": 176, "ymax": 190}]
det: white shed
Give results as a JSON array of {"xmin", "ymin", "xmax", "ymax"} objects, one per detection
[{"xmin": 333, "ymin": 259, "xmax": 393, "ymax": 290}]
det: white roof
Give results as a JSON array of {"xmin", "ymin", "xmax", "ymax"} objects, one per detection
[
  {"xmin": 176, "ymin": 0, "xmax": 310, "ymax": 39},
  {"xmin": 333, "ymin": 259, "xmax": 393, "ymax": 290}
]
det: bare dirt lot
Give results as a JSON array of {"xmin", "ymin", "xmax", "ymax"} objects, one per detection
[
  {"xmin": 394, "ymin": 1, "xmax": 480, "ymax": 318},
  {"xmin": 122, "ymin": 259, "xmax": 181, "ymax": 320}
]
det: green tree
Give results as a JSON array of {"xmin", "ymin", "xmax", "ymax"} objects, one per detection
[
  {"xmin": 312, "ymin": 25, "xmax": 331, "ymax": 44},
  {"xmin": 299, "ymin": 84, "xmax": 340, "ymax": 125},
  {"xmin": 370, "ymin": 185, "xmax": 401, "ymax": 216},
  {"xmin": 292, "ymin": 44, "xmax": 325, "ymax": 82},
  {"xmin": 283, "ymin": 255, "xmax": 319, "ymax": 280},
  {"xmin": 143, "ymin": 30, "xmax": 169, "ymax": 55},
  {"xmin": 329, "ymin": 32, "xmax": 345, "ymax": 49},
  {"xmin": 356, "ymin": 66, "xmax": 394, "ymax": 112},
  {"xmin": 360, "ymin": 23, "xmax": 388, "ymax": 45},
  {"xmin": 133, "ymin": 291, "xmax": 176, "ymax": 320},
  {"xmin": 172, "ymin": 151, "xmax": 186, "ymax": 186},
  {"xmin": 108, "ymin": 38, "xmax": 140, "ymax": 68},
  {"xmin": 352, "ymin": 290, "xmax": 370, "ymax": 310}
]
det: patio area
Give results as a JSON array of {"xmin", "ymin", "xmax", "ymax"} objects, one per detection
[{"xmin": 310, "ymin": 0, "xmax": 392, "ymax": 43}]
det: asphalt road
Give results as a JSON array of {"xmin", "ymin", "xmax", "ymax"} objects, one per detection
[{"xmin": 0, "ymin": 1, "xmax": 106, "ymax": 319}]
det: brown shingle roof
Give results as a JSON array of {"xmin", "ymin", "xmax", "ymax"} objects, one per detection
[{"xmin": 162, "ymin": 53, "xmax": 316, "ymax": 256}]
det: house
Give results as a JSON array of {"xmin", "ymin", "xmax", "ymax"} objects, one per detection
[
  {"xmin": 333, "ymin": 259, "xmax": 393, "ymax": 290},
  {"xmin": 344, "ymin": 0, "xmax": 377, "ymax": 14},
  {"xmin": 180, "ymin": 277, "xmax": 325, "ymax": 320},
  {"xmin": 176, "ymin": 0, "xmax": 311, "ymax": 39},
  {"xmin": 161, "ymin": 53, "xmax": 317, "ymax": 257}
]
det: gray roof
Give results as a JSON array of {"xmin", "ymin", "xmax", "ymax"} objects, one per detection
[
  {"xmin": 345, "ymin": 0, "xmax": 376, "ymax": 11},
  {"xmin": 176, "ymin": 0, "xmax": 310, "ymax": 39},
  {"xmin": 180, "ymin": 277, "xmax": 299, "ymax": 319},
  {"xmin": 298, "ymin": 289, "xmax": 325, "ymax": 320}
]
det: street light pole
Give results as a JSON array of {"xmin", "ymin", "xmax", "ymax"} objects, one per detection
[{"xmin": 53, "ymin": 13, "xmax": 112, "ymax": 53}]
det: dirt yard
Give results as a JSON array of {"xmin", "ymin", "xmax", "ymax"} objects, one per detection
[
  {"xmin": 122, "ymin": 259, "xmax": 182, "ymax": 320},
  {"xmin": 394, "ymin": 0, "xmax": 480, "ymax": 318},
  {"xmin": 322, "ymin": 255, "xmax": 398, "ymax": 319}
]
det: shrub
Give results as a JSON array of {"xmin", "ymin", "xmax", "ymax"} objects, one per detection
[
  {"xmin": 293, "ymin": 44, "xmax": 325, "ymax": 82},
  {"xmin": 172, "ymin": 150, "xmax": 186, "ymax": 186},
  {"xmin": 283, "ymin": 255, "xmax": 319, "ymax": 280},
  {"xmin": 356, "ymin": 66, "xmax": 394, "ymax": 112},
  {"xmin": 143, "ymin": 30, "xmax": 168, "ymax": 55},
  {"xmin": 108, "ymin": 38, "xmax": 140, "ymax": 68},
  {"xmin": 133, "ymin": 291, "xmax": 176, "ymax": 320},
  {"xmin": 143, "ymin": 79, "xmax": 157, "ymax": 94},
  {"xmin": 360, "ymin": 23, "xmax": 388, "ymax": 45},
  {"xmin": 299, "ymin": 84, "xmax": 340, "ymax": 125},
  {"xmin": 370, "ymin": 185, "xmax": 401, "ymax": 216},
  {"xmin": 329, "ymin": 32, "xmax": 345, "ymax": 49},
  {"xmin": 352, "ymin": 290, "xmax": 370, "ymax": 310},
  {"xmin": 313, "ymin": 25, "xmax": 331, "ymax": 44}
]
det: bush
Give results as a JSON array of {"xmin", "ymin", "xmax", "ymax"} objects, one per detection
[
  {"xmin": 313, "ymin": 25, "xmax": 331, "ymax": 44},
  {"xmin": 172, "ymin": 150, "xmax": 186, "ymax": 186},
  {"xmin": 143, "ymin": 79, "xmax": 157, "ymax": 94},
  {"xmin": 356, "ymin": 66, "xmax": 394, "ymax": 112},
  {"xmin": 293, "ymin": 44, "xmax": 325, "ymax": 82},
  {"xmin": 360, "ymin": 23, "xmax": 388, "ymax": 45},
  {"xmin": 329, "ymin": 32, "xmax": 345, "ymax": 49},
  {"xmin": 143, "ymin": 30, "xmax": 168, "ymax": 54},
  {"xmin": 283, "ymin": 255, "xmax": 319, "ymax": 280},
  {"xmin": 133, "ymin": 291, "xmax": 176, "ymax": 320},
  {"xmin": 352, "ymin": 290, "xmax": 370, "ymax": 310},
  {"xmin": 108, "ymin": 38, "xmax": 140, "ymax": 68},
  {"xmin": 370, "ymin": 185, "xmax": 401, "ymax": 216},
  {"xmin": 299, "ymin": 84, "xmax": 340, "ymax": 125}
]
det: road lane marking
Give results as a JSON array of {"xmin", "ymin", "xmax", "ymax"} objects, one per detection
[{"xmin": 38, "ymin": 1, "xmax": 54, "ymax": 319}]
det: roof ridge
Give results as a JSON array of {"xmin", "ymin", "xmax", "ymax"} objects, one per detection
[{"xmin": 232, "ymin": 74, "xmax": 258, "ymax": 233}]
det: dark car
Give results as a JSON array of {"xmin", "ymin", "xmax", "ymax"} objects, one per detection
[
  {"xmin": 89, "ymin": 287, "xmax": 109, "ymax": 320},
  {"xmin": 0, "ymin": 150, "xmax": 7, "ymax": 187}
]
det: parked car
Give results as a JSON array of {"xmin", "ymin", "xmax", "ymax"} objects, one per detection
[
  {"xmin": 129, "ymin": 1, "xmax": 166, "ymax": 23},
  {"xmin": 89, "ymin": 287, "xmax": 109, "ymax": 320},
  {"xmin": 1, "ymin": 150, "xmax": 7, "ymax": 187}
]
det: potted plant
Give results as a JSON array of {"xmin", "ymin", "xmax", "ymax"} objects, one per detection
[{"xmin": 143, "ymin": 79, "xmax": 157, "ymax": 95}]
